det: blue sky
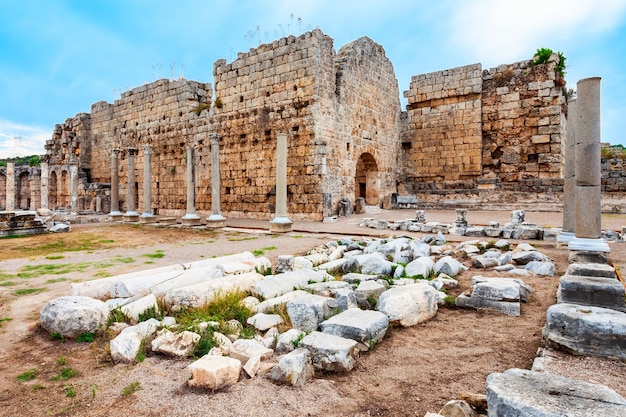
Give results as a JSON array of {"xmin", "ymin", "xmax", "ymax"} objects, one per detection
[{"xmin": 1, "ymin": 0, "xmax": 625, "ymax": 158}]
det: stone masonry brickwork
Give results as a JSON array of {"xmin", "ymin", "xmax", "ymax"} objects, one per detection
[{"xmin": 3, "ymin": 29, "xmax": 625, "ymax": 216}]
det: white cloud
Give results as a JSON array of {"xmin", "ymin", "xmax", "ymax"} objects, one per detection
[
  {"xmin": 450, "ymin": 0, "xmax": 626, "ymax": 64},
  {"xmin": 0, "ymin": 119, "xmax": 49, "ymax": 159}
]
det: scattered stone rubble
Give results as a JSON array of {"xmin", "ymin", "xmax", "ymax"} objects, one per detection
[
  {"xmin": 360, "ymin": 209, "xmax": 624, "ymax": 242},
  {"xmin": 37, "ymin": 233, "xmax": 626, "ymax": 415}
]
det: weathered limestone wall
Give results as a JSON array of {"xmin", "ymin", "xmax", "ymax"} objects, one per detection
[
  {"xmin": 212, "ymin": 29, "xmax": 328, "ymax": 220},
  {"xmin": 324, "ymin": 37, "xmax": 401, "ymax": 212},
  {"xmin": 401, "ymin": 63, "xmax": 483, "ymax": 183}
]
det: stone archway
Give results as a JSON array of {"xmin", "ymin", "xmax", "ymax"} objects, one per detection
[{"xmin": 355, "ymin": 152, "xmax": 379, "ymax": 206}]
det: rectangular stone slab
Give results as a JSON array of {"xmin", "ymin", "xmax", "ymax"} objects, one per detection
[
  {"xmin": 558, "ymin": 274, "xmax": 626, "ymax": 312},
  {"xmin": 455, "ymin": 294, "xmax": 520, "ymax": 316}
]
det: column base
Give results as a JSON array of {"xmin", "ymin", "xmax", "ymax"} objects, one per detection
[
  {"xmin": 109, "ymin": 211, "xmax": 123, "ymax": 221},
  {"xmin": 206, "ymin": 214, "xmax": 226, "ymax": 229},
  {"xmin": 270, "ymin": 216, "xmax": 293, "ymax": 233},
  {"xmin": 139, "ymin": 213, "xmax": 157, "ymax": 224},
  {"xmin": 123, "ymin": 211, "xmax": 140, "ymax": 223},
  {"xmin": 568, "ymin": 237, "xmax": 610, "ymax": 252},
  {"xmin": 556, "ymin": 231, "xmax": 576, "ymax": 248},
  {"xmin": 182, "ymin": 213, "xmax": 201, "ymax": 227}
]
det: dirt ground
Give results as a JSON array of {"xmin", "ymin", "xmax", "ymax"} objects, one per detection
[{"xmin": 0, "ymin": 210, "xmax": 625, "ymax": 417}]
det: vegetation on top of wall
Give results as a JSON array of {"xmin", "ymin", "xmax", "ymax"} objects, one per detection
[
  {"xmin": 0, "ymin": 155, "xmax": 42, "ymax": 167},
  {"xmin": 531, "ymin": 47, "xmax": 567, "ymax": 80},
  {"xmin": 601, "ymin": 145, "xmax": 626, "ymax": 160}
]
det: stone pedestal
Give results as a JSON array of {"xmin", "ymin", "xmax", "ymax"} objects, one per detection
[
  {"xmin": 109, "ymin": 149, "xmax": 123, "ymax": 220},
  {"xmin": 140, "ymin": 145, "xmax": 155, "ymax": 223},
  {"xmin": 454, "ymin": 208, "xmax": 467, "ymax": 227},
  {"xmin": 269, "ymin": 133, "xmax": 292, "ymax": 233},
  {"xmin": 569, "ymin": 77, "xmax": 608, "ymax": 255},
  {"xmin": 123, "ymin": 148, "xmax": 139, "ymax": 223},
  {"xmin": 206, "ymin": 134, "xmax": 226, "ymax": 229}
]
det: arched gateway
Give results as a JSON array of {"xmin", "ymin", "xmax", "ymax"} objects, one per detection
[{"xmin": 355, "ymin": 152, "xmax": 379, "ymax": 206}]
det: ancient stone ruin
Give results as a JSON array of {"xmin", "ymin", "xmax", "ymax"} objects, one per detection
[{"xmin": 3, "ymin": 28, "xmax": 625, "ymax": 222}]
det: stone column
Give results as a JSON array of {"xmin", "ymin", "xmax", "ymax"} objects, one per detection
[
  {"xmin": 182, "ymin": 146, "xmax": 201, "ymax": 226},
  {"xmin": 270, "ymin": 133, "xmax": 292, "ymax": 232},
  {"xmin": 139, "ymin": 144, "xmax": 156, "ymax": 223},
  {"xmin": 109, "ymin": 149, "xmax": 123, "ymax": 220},
  {"xmin": 6, "ymin": 162, "xmax": 15, "ymax": 211},
  {"xmin": 569, "ymin": 77, "xmax": 609, "ymax": 254},
  {"xmin": 206, "ymin": 133, "xmax": 226, "ymax": 229},
  {"xmin": 557, "ymin": 98, "xmax": 577, "ymax": 244},
  {"xmin": 123, "ymin": 147, "xmax": 139, "ymax": 222},
  {"xmin": 69, "ymin": 161, "xmax": 78, "ymax": 215},
  {"xmin": 40, "ymin": 161, "xmax": 50, "ymax": 215}
]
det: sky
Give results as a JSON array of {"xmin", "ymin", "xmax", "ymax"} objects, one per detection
[{"xmin": 1, "ymin": 0, "xmax": 625, "ymax": 158}]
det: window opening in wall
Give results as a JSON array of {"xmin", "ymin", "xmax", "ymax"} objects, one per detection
[
  {"xmin": 347, "ymin": 142, "xmax": 351, "ymax": 152},
  {"xmin": 401, "ymin": 142, "xmax": 412, "ymax": 151},
  {"xmin": 226, "ymin": 187, "xmax": 231, "ymax": 194},
  {"xmin": 239, "ymin": 96, "xmax": 244, "ymax": 102}
]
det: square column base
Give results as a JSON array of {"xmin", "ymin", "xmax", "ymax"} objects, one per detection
[
  {"xmin": 206, "ymin": 214, "xmax": 226, "ymax": 230},
  {"xmin": 109, "ymin": 211, "xmax": 123, "ymax": 221},
  {"xmin": 139, "ymin": 214, "xmax": 157, "ymax": 224},
  {"xmin": 270, "ymin": 216, "xmax": 293, "ymax": 233},
  {"xmin": 182, "ymin": 213, "xmax": 201, "ymax": 227},
  {"xmin": 123, "ymin": 211, "xmax": 140, "ymax": 223}
]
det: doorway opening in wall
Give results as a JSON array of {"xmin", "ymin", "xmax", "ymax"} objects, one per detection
[{"xmin": 355, "ymin": 152, "xmax": 379, "ymax": 206}]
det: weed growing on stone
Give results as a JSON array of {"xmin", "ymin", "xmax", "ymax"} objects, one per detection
[
  {"xmin": 291, "ymin": 331, "xmax": 306, "ymax": 348},
  {"xmin": 16, "ymin": 368, "xmax": 38, "ymax": 382},
  {"xmin": 121, "ymin": 381, "xmax": 142, "ymax": 397}
]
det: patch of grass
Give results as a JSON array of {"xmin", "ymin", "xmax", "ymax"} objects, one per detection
[
  {"xmin": 14, "ymin": 287, "xmax": 47, "ymax": 296},
  {"xmin": 265, "ymin": 304, "xmax": 292, "ymax": 332},
  {"xmin": 0, "ymin": 317, "xmax": 12, "ymax": 327},
  {"xmin": 251, "ymin": 246, "xmax": 277, "ymax": 256},
  {"xmin": 142, "ymin": 250, "xmax": 165, "ymax": 259},
  {"xmin": 291, "ymin": 331, "xmax": 306, "ymax": 348},
  {"xmin": 442, "ymin": 295, "xmax": 457, "ymax": 308},
  {"xmin": 76, "ymin": 332, "xmax": 96, "ymax": 343},
  {"xmin": 0, "ymin": 281, "xmax": 17, "ymax": 286},
  {"xmin": 64, "ymin": 385, "xmax": 76, "ymax": 397},
  {"xmin": 137, "ymin": 306, "xmax": 163, "ymax": 323},
  {"xmin": 107, "ymin": 306, "xmax": 130, "ymax": 328},
  {"xmin": 45, "ymin": 255, "xmax": 65, "ymax": 260},
  {"xmin": 17, "ymin": 368, "xmax": 38, "ymax": 382},
  {"xmin": 93, "ymin": 271, "xmax": 113, "ymax": 278},
  {"xmin": 51, "ymin": 367, "xmax": 80, "ymax": 381},
  {"xmin": 99, "ymin": 239, "xmax": 115, "ymax": 244},
  {"xmin": 56, "ymin": 357, "xmax": 67, "ymax": 366},
  {"xmin": 121, "ymin": 381, "xmax": 141, "ymax": 397},
  {"xmin": 50, "ymin": 332, "xmax": 65, "ymax": 342},
  {"xmin": 291, "ymin": 235, "xmax": 304, "ymax": 239},
  {"xmin": 193, "ymin": 332, "xmax": 220, "ymax": 357},
  {"xmin": 227, "ymin": 236, "xmax": 257, "ymax": 242},
  {"xmin": 32, "ymin": 384, "xmax": 45, "ymax": 390},
  {"xmin": 136, "ymin": 339, "xmax": 147, "ymax": 363},
  {"xmin": 46, "ymin": 277, "xmax": 68, "ymax": 284}
]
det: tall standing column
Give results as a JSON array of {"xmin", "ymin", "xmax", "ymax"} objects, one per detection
[
  {"xmin": 557, "ymin": 98, "xmax": 577, "ymax": 244},
  {"xmin": 40, "ymin": 161, "xmax": 50, "ymax": 215},
  {"xmin": 6, "ymin": 162, "xmax": 15, "ymax": 211},
  {"xmin": 569, "ymin": 77, "xmax": 609, "ymax": 254},
  {"xmin": 109, "ymin": 149, "xmax": 123, "ymax": 220},
  {"xmin": 206, "ymin": 133, "xmax": 226, "ymax": 229},
  {"xmin": 69, "ymin": 160, "xmax": 78, "ymax": 215},
  {"xmin": 182, "ymin": 146, "xmax": 201, "ymax": 226},
  {"xmin": 123, "ymin": 147, "xmax": 139, "ymax": 222},
  {"xmin": 140, "ymin": 144, "xmax": 155, "ymax": 223},
  {"xmin": 270, "ymin": 133, "xmax": 292, "ymax": 233}
]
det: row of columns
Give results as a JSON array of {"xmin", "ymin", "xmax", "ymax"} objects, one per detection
[
  {"xmin": 558, "ymin": 77, "xmax": 609, "ymax": 253},
  {"xmin": 108, "ymin": 133, "xmax": 291, "ymax": 231}
]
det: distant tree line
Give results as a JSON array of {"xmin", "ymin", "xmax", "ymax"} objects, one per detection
[{"xmin": 0, "ymin": 155, "xmax": 42, "ymax": 167}]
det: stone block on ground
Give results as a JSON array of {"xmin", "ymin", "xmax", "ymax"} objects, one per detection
[
  {"xmin": 512, "ymin": 250, "xmax": 550, "ymax": 265},
  {"xmin": 305, "ymin": 280, "xmax": 351, "ymax": 297},
  {"xmin": 543, "ymin": 303, "xmax": 626, "ymax": 360},
  {"xmin": 269, "ymin": 348, "xmax": 315, "ymax": 387},
  {"xmin": 455, "ymin": 294, "xmax": 521, "ymax": 316},
  {"xmin": 320, "ymin": 308, "xmax": 389, "ymax": 350},
  {"xmin": 433, "ymin": 256, "xmax": 467, "ymax": 277},
  {"xmin": 251, "ymin": 269, "xmax": 330, "ymax": 299},
  {"xmin": 438, "ymin": 400, "xmax": 477, "ymax": 417},
  {"xmin": 300, "ymin": 331, "xmax": 359, "ymax": 372},
  {"xmin": 229, "ymin": 339, "xmax": 274, "ymax": 363},
  {"xmin": 557, "ymin": 275, "xmax": 626, "ymax": 311},
  {"xmin": 566, "ymin": 262, "xmax": 616, "ymax": 279},
  {"xmin": 524, "ymin": 261, "xmax": 555, "ymax": 276},
  {"xmin": 376, "ymin": 282, "xmax": 439, "ymax": 326},
  {"xmin": 486, "ymin": 368, "xmax": 626, "ymax": 417},
  {"xmin": 151, "ymin": 329, "xmax": 200, "ymax": 357},
  {"xmin": 404, "ymin": 256, "xmax": 435, "ymax": 278},
  {"xmin": 286, "ymin": 294, "xmax": 338, "ymax": 332},
  {"xmin": 109, "ymin": 319, "xmax": 160, "ymax": 363},
  {"xmin": 187, "ymin": 355, "xmax": 241, "ymax": 390},
  {"xmin": 275, "ymin": 328, "xmax": 306, "ymax": 353},
  {"xmin": 246, "ymin": 313, "xmax": 284, "ymax": 331},
  {"xmin": 40, "ymin": 296, "xmax": 109, "ymax": 338},
  {"xmin": 471, "ymin": 276, "xmax": 531, "ymax": 302},
  {"xmin": 341, "ymin": 273, "xmax": 380, "ymax": 284},
  {"xmin": 121, "ymin": 293, "xmax": 159, "ymax": 323},
  {"xmin": 253, "ymin": 290, "xmax": 310, "ymax": 313}
]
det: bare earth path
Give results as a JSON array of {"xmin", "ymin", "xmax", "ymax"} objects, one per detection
[{"xmin": 0, "ymin": 209, "xmax": 625, "ymax": 417}]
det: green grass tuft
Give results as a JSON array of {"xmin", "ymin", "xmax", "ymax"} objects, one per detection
[{"xmin": 16, "ymin": 368, "xmax": 38, "ymax": 382}]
